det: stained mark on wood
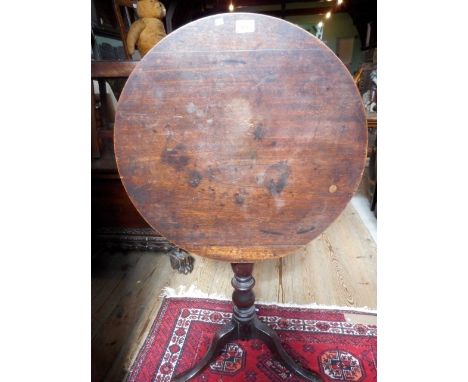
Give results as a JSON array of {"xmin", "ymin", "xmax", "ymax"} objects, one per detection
[
  {"xmin": 161, "ymin": 144, "xmax": 190, "ymax": 171},
  {"xmin": 253, "ymin": 124, "xmax": 265, "ymax": 140},
  {"xmin": 260, "ymin": 229, "xmax": 283, "ymax": 236},
  {"xmin": 297, "ymin": 225, "xmax": 316, "ymax": 234},
  {"xmin": 188, "ymin": 170, "xmax": 203, "ymax": 188},
  {"xmin": 222, "ymin": 59, "xmax": 247, "ymax": 65},
  {"xmin": 265, "ymin": 161, "xmax": 290, "ymax": 196},
  {"xmin": 234, "ymin": 194, "xmax": 244, "ymax": 204},
  {"xmin": 234, "ymin": 189, "xmax": 248, "ymax": 205}
]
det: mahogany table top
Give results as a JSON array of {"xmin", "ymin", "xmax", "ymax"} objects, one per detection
[{"xmin": 114, "ymin": 13, "xmax": 367, "ymax": 262}]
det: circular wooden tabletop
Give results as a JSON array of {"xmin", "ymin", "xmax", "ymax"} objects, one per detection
[{"xmin": 114, "ymin": 13, "xmax": 367, "ymax": 262}]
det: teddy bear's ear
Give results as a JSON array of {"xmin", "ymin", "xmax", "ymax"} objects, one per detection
[{"xmin": 160, "ymin": 2, "xmax": 166, "ymax": 17}]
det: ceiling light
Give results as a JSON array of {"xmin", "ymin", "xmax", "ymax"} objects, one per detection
[
  {"xmin": 325, "ymin": 11, "xmax": 331, "ymax": 19},
  {"xmin": 229, "ymin": 3, "xmax": 234, "ymax": 12}
]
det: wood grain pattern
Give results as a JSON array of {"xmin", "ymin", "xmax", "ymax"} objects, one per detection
[
  {"xmin": 114, "ymin": 13, "xmax": 367, "ymax": 261},
  {"xmin": 92, "ymin": 251, "xmax": 173, "ymax": 382}
]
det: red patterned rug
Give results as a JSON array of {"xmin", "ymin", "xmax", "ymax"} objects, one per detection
[{"xmin": 127, "ymin": 298, "xmax": 377, "ymax": 382}]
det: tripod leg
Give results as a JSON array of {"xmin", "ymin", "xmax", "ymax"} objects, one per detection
[
  {"xmin": 171, "ymin": 320, "xmax": 237, "ymax": 382},
  {"xmin": 252, "ymin": 317, "xmax": 323, "ymax": 382}
]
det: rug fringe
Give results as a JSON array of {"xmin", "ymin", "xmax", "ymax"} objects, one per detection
[
  {"xmin": 160, "ymin": 285, "xmax": 377, "ymax": 314},
  {"xmin": 160, "ymin": 285, "xmax": 229, "ymax": 301}
]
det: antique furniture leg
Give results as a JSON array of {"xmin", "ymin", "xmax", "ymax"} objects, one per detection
[
  {"xmin": 172, "ymin": 263, "xmax": 323, "ymax": 382},
  {"xmin": 167, "ymin": 247, "xmax": 194, "ymax": 275}
]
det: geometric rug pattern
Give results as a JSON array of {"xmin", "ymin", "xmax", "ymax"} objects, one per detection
[{"xmin": 126, "ymin": 298, "xmax": 377, "ymax": 382}]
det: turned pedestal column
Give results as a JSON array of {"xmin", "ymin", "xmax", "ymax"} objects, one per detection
[{"xmin": 173, "ymin": 263, "xmax": 322, "ymax": 381}]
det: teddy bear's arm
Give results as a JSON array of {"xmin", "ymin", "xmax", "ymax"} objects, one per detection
[{"xmin": 126, "ymin": 19, "xmax": 145, "ymax": 56}]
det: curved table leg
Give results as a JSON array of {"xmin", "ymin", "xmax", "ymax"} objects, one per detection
[
  {"xmin": 172, "ymin": 263, "xmax": 323, "ymax": 382},
  {"xmin": 172, "ymin": 320, "xmax": 237, "ymax": 382},
  {"xmin": 252, "ymin": 316, "xmax": 324, "ymax": 382}
]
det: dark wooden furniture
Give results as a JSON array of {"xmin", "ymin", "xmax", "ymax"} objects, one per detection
[
  {"xmin": 368, "ymin": 116, "xmax": 377, "ymax": 215},
  {"xmin": 112, "ymin": 0, "xmax": 136, "ymax": 59},
  {"xmin": 92, "ymin": 0, "xmax": 129, "ymax": 60},
  {"xmin": 91, "ymin": 60, "xmax": 194, "ymax": 274},
  {"xmin": 365, "ymin": 113, "xmax": 376, "ymax": 213},
  {"xmin": 114, "ymin": 13, "xmax": 367, "ymax": 381}
]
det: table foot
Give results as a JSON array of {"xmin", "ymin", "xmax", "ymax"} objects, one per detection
[
  {"xmin": 172, "ymin": 320, "xmax": 237, "ymax": 382},
  {"xmin": 252, "ymin": 316, "xmax": 323, "ymax": 382}
]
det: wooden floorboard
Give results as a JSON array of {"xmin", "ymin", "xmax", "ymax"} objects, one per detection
[{"xmin": 92, "ymin": 202, "xmax": 377, "ymax": 382}]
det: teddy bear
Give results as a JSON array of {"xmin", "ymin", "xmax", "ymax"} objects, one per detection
[{"xmin": 127, "ymin": 0, "xmax": 167, "ymax": 57}]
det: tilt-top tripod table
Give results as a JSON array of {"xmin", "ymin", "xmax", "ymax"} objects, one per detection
[{"xmin": 114, "ymin": 13, "xmax": 367, "ymax": 382}]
